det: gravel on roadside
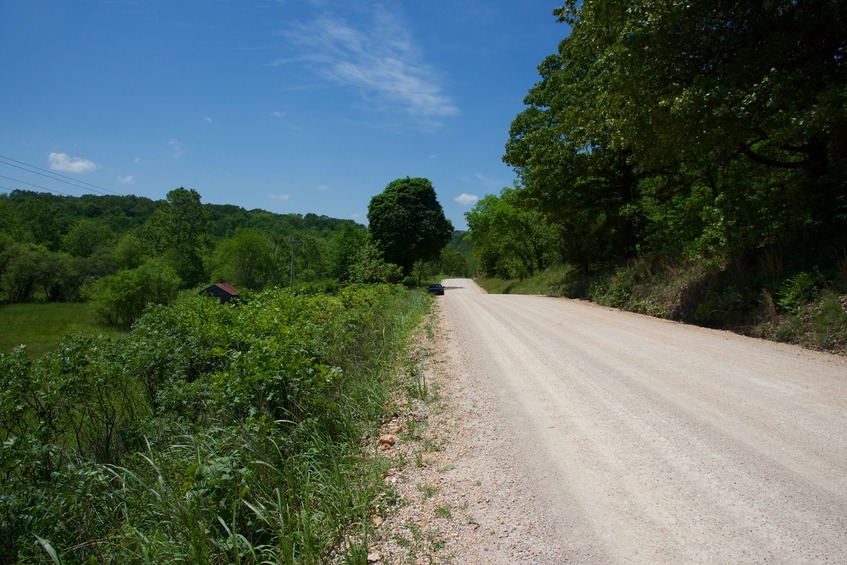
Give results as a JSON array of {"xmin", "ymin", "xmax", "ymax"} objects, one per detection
[{"xmin": 366, "ymin": 302, "xmax": 569, "ymax": 564}]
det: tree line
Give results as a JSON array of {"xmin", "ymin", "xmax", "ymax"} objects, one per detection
[
  {"xmin": 470, "ymin": 0, "xmax": 846, "ymax": 331},
  {"xmin": 1, "ymin": 178, "xmax": 467, "ymax": 327}
]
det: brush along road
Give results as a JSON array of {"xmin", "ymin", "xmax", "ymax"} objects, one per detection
[{"xmin": 436, "ymin": 278, "xmax": 847, "ymax": 563}]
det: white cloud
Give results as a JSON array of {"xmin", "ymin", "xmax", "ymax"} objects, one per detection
[
  {"xmin": 271, "ymin": 111, "xmax": 286, "ymax": 118},
  {"xmin": 118, "ymin": 175, "xmax": 134, "ymax": 184},
  {"xmin": 474, "ymin": 173, "xmax": 499, "ymax": 186},
  {"xmin": 350, "ymin": 212, "xmax": 361, "ymax": 220},
  {"xmin": 203, "ymin": 116, "xmax": 213, "ymax": 124},
  {"xmin": 270, "ymin": 193, "xmax": 290, "ymax": 201},
  {"xmin": 317, "ymin": 184, "xmax": 329, "ymax": 191},
  {"xmin": 455, "ymin": 193, "xmax": 479, "ymax": 206},
  {"xmin": 48, "ymin": 152, "xmax": 97, "ymax": 173},
  {"xmin": 282, "ymin": 6, "xmax": 458, "ymax": 129},
  {"xmin": 168, "ymin": 139, "xmax": 183, "ymax": 158}
]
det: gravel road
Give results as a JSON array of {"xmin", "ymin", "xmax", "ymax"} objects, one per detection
[{"xmin": 380, "ymin": 278, "xmax": 847, "ymax": 564}]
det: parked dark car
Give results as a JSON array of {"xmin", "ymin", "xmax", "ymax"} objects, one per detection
[{"xmin": 427, "ymin": 283, "xmax": 445, "ymax": 295}]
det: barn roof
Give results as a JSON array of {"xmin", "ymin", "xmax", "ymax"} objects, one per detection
[{"xmin": 212, "ymin": 282, "xmax": 239, "ymax": 296}]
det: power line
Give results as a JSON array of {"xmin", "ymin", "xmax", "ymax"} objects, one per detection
[
  {"xmin": 0, "ymin": 183, "xmax": 74, "ymax": 196},
  {"xmin": 0, "ymin": 153, "xmax": 122, "ymax": 196},
  {"xmin": 0, "ymin": 174, "xmax": 76, "ymax": 197},
  {"xmin": 0, "ymin": 153, "xmax": 124, "ymax": 197}
]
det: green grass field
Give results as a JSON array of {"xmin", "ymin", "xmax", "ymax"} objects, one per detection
[{"xmin": 0, "ymin": 302, "xmax": 124, "ymax": 358}]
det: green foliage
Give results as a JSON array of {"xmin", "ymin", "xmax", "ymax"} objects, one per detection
[
  {"xmin": 466, "ymin": 187, "xmax": 555, "ymax": 279},
  {"xmin": 62, "ymin": 219, "xmax": 115, "ymax": 258},
  {"xmin": 436, "ymin": 244, "xmax": 470, "ymax": 277},
  {"xmin": 0, "ymin": 243, "xmax": 49, "ymax": 302},
  {"xmin": 143, "ymin": 188, "xmax": 210, "ymax": 288},
  {"xmin": 367, "ymin": 177, "xmax": 453, "ymax": 275},
  {"xmin": 479, "ymin": 0, "xmax": 847, "ymax": 348},
  {"xmin": 764, "ymin": 291, "xmax": 847, "ymax": 352},
  {"xmin": 0, "ymin": 190, "xmax": 369, "ymax": 311},
  {"xmin": 0, "ymin": 243, "xmax": 86, "ymax": 303},
  {"xmin": 347, "ymin": 240, "xmax": 403, "ymax": 284},
  {"xmin": 208, "ymin": 228, "xmax": 279, "ymax": 291},
  {"xmin": 499, "ymin": 0, "xmax": 846, "ymax": 273},
  {"xmin": 777, "ymin": 271, "xmax": 825, "ymax": 313},
  {"xmin": 86, "ymin": 260, "xmax": 181, "ymax": 329},
  {"xmin": 112, "ymin": 232, "xmax": 150, "ymax": 270},
  {"xmin": 0, "ymin": 284, "xmax": 429, "ymax": 563},
  {"xmin": 329, "ymin": 222, "xmax": 369, "ymax": 280}
]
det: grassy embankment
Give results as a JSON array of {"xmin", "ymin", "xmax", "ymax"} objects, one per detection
[
  {"xmin": 1, "ymin": 285, "xmax": 431, "ymax": 563},
  {"xmin": 475, "ymin": 258, "xmax": 847, "ymax": 356}
]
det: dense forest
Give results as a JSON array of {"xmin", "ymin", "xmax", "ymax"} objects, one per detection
[
  {"xmin": 0, "ymin": 187, "xmax": 471, "ymax": 327},
  {"xmin": 469, "ymin": 0, "xmax": 847, "ymax": 351},
  {"xmin": 0, "ymin": 188, "xmax": 364, "ymax": 301}
]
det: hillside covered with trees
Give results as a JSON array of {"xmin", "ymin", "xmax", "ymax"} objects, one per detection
[
  {"xmin": 0, "ymin": 188, "xmax": 364, "ymax": 303},
  {"xmin": 0, "ymin": 185, "xmax": 470, "ymax": 329},
  {"xmin": 470, "ymin": 0, "xmax": 847, "ymax": 352}
]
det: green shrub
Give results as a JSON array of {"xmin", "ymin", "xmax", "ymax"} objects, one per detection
[
  {"xmin": 764, "ymin": 291, "xmax": 847, "ymax": 352},
  {"xmin": 777, "ymin": 270, "xmax": 823, "ymax": 312},
  {"xmin": 0, "ymin": 284, "xmax": 428, "ymax": 563},
  {"xmin": 86, "ymin": 259, "xmax": 181, "ymax": 329}
]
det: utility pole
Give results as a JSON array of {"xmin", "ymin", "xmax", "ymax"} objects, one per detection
[{"xmin": 289, "ymin": 237, "xmax": 302, "ymax": 291}]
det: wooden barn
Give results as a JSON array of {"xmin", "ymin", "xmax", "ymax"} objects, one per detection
[{"xmin": 202, "ymin": 282, "xmax": 239, "ymax": 304}]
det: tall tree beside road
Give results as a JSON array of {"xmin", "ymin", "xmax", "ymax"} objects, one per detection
[
  {"xmin": 367, "ymin": 177, "xmax": 453, "ymax": 275},
  {"xmin": 466, "ymin": 187, "xmax": 555, "ymax": 279},
  {"xmin": 503, "ymin": 0, "xmax": 847, "ymax": 270}
]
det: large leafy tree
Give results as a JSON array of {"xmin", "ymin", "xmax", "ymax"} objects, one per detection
[
  {"xmin": 208, "ymin": 228, "xmax": 279, "ymax": 291},
  {"xmin": 86, "ymin": 259, "xmax": 181, "ymax": 329},
  {"xmin": 367, "ymin": 177, "xmax": 453, "ymax": 275},
  {"xmin": 504, "ymin": 0, "xmax": 847, "ymax": 272},
  {"xmin": 329, "ymin": 222, "xmax": 369, "ymax": 281},
  {"xmin": 347, "ymin": 239, "xmax": 403, "ymax": 284},
  {"xmin": 0, "ymin": 243, "xmax": 51, "ymax": 302},
  {"xmin": 63, "ymin": 219, "xmax": 115, "ymax": 258},
  {"xmin": 466, "ymin": 187, "xmax": 555, "ymax": 278},
  {"xmin": 146, "ymin": 188, "xmax": 210, "ymax": 287}
]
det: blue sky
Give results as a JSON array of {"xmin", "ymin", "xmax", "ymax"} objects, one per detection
[{"xmin": 0, "ymin": 1, "xmax": 568, "ymax": 230}]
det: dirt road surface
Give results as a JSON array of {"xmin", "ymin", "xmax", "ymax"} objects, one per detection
[{"xmin": 414, "ymin": 278, "xmax": 847, "ymax": 563}]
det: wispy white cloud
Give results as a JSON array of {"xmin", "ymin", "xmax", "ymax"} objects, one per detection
[
  {"xmin": 118, "ymin": 175, "xmax": 134, "ymax": 184},
  {"xmin": 168, "ymin": 139, "xmax": 183, "ymax": 158},
  {"xmin": 271, "ymin": 111, "xmax": 286, "ymax": 118},
  {"xmin": 270, "ymin": 193, "xmax": 290, "ymax": 201},
  {"xmin": 455, "ymin": 193, "xmax": 479, "ymax": 206},
  {"xmin": 203, "ymin": 116, "xmax": 213, "ymax": 124},
  {"xmin": 474, "ymin": 173, "xmax": 499, "ymax": 187},
  {"xmin": 460, "ymin": 172, "xmax": 501, "ymax": 188},
  {"xmin": 48, "ymin": 152, "xmax": 97, "ymax": 173},
  {"xmin": 281, "ymin": 5, "xmax": 458, "ymax": 129}
]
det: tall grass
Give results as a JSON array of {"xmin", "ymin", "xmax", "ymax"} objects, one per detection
[
  {"xmin": 0, "ymin": 285, "xmax": 431, "ymax": 563},
  {"xmin": 0, "ymin": 302, "xmax": 124, "ymax": 357}
]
